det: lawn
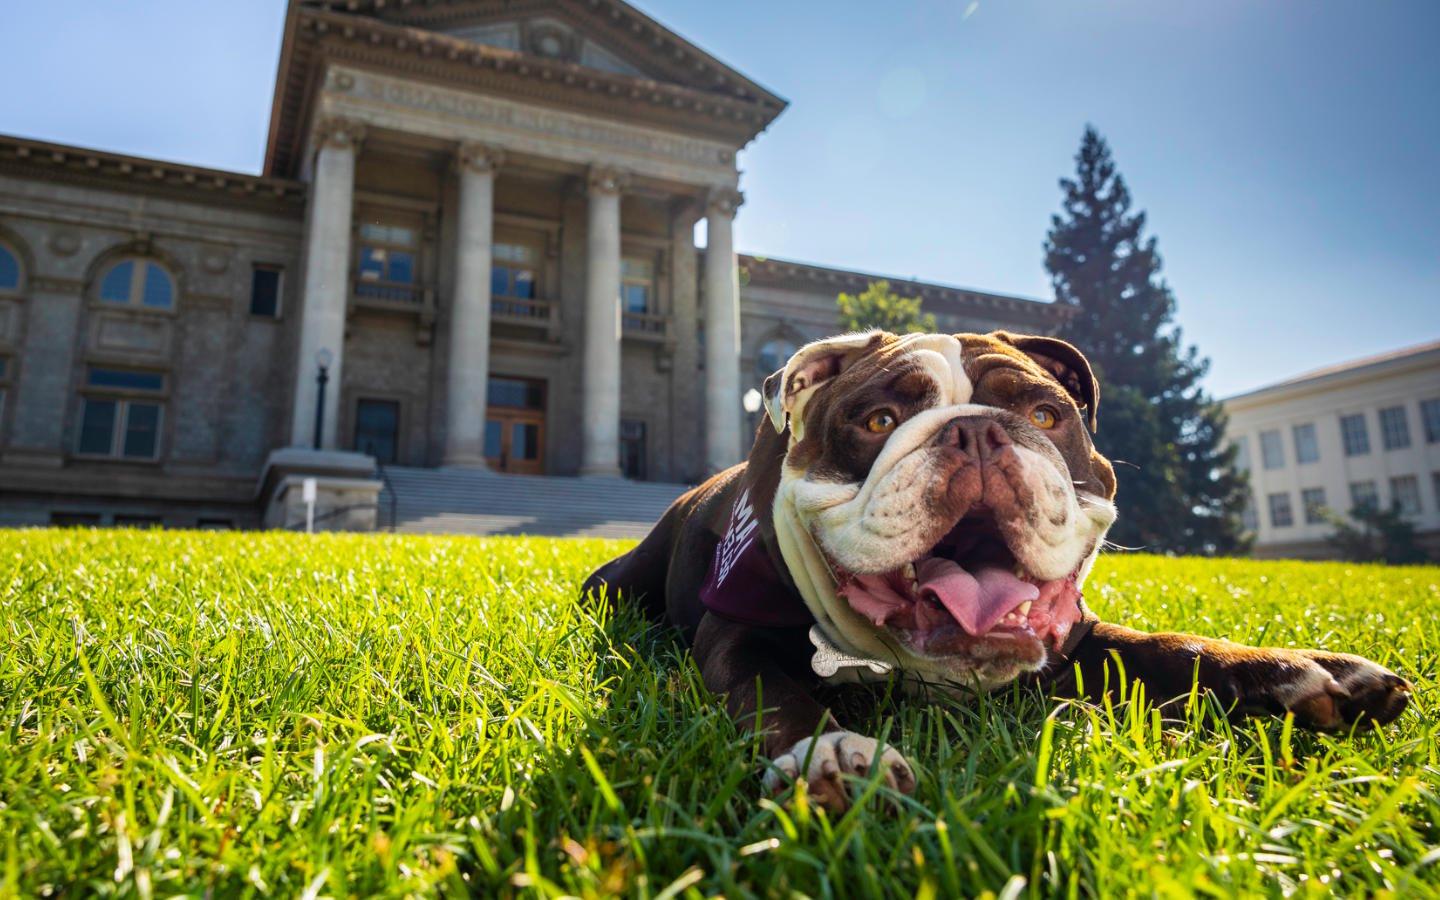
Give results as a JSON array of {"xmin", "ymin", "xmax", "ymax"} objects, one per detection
[{"xmin": 1, "ymin": 529, "xmax": 1437, "ymax": 898}]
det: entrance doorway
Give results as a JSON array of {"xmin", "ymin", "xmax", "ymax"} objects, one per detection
[{"xmin": 485, "ymin": 376, "xmax": 545, "ymax": 474}]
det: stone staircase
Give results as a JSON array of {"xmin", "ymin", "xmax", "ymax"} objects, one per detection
[{"xmin": 377, "ymin": 466, "xmax": 690, "ymax": 539}]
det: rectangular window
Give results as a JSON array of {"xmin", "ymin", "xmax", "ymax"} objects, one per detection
[
  {"xmin": 1379, "ymin": 406, "xmax": 1411, "ymax": 450},
  {"xmin": 1267, "ymin": 492, "xmax": 1294, "ymax": 528},
  {"xmin": 354, "ymin": 399, "xmax": 400, "ymax": 465},
  {"xmin": 492, "ymin": 242, "xmax": 539, "ymax": 299},
  {"xmin": 1390, "ymin": 475, "xmax": 1421, "ymax": 517},
  {"xmin": 88, "ymin": 367, "xmax": 164, "ymax": 392},
  {"xmin": 1292, "ymin": 423, "xmax": 1320, "ymax": 464},
  {"xmin": 487, "ymin": 376, "xmax": 544, "ymax": 410},
  {"xmin": 1231, "ymin": 436, "xmax": 1250, "ymax": 472},
  {"xmin": 357, "ymin": 220, "xmax": 418, "ymax": 286},
  {"xmin": 621, "ymin": 257, "xmax": 655, "ymax": 314},
  {"xmin": 620, "ymin": 419, "xmax": 647, "ymax": 480},
  {"xmin": 1340, "ymin": 413, "xmax": 1370, "ymax": 456},
  {"xmin": 1240, "ymin": 499, "xmax": 1258, "ymax": 532},
  {"xmin": 1422, "ymin": 398, "xmax": 1440, "ymax": 444},
  {"xmin": 77, "ymin": 398, "xmax": 162, "ymax": 459},
  {"xmin": 250, "ymin": 265, "xmax": 282, "ymax": 317},
  {"xmin": 1259, "ymin": 429, "xmax": 1285, "ymax": 469},
  {"xmin": 1434, "ymin": 472, "xmax": 1440, "ymax": 511},
  {"xmin": 1301, "ymin": 487, "xmax": 1327, "ymax": 525},
  {"xmin": 1350, "ymin": 480, "xmax": 1379, "ymax": 513},
  {"xmin": 50, "ymin": 512, "xmax": 102, "ymax": 527}
]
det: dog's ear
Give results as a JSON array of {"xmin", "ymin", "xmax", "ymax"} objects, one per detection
[
  {"xmin": 993, "ymin": 331, "xmax": 1100, "ymax": 431},
  {"xmin": 762, "ymin": 332, "xmax": 889, "ymax": 437}
]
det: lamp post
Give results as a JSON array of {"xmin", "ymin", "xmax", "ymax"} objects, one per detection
[{"xmin": 312, "ymin": 347, "xmax": 333, "ymax": 450}]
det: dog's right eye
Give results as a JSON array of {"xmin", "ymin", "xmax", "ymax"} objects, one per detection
[{"xmin": 864, "ymin": 410, "xmax": 899, "ymax": 434}]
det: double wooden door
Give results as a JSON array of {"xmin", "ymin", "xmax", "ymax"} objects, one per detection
[{"xmin": 484, "ymin": 376, "xmax": 545, "ymax": 474}]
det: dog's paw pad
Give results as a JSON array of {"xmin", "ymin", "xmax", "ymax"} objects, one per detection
[{"xmin": 762, "ymin": 731, "xmax": 914, "ymax": 813}]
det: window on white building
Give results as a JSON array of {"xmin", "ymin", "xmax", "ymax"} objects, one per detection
[
  {"xmin": 97, "ymin": 258, "xmax": 174, "ymax": 310},
  {"xmin": 1260, "ymin": 429, "xmax": 1285, "ymax": 469},
  {"xmin": 1267, "ymin": 492, "xmax": 1294, "ymax": 528},
  {"xmin": 621, "ymin": 257, "xmax": 655, "ymax": 314},
  {"xmin": 1229, "ymin": 436, "xmax": 1249, "ymax": 472},
  {"xmin": 1292, "ymin": 423, "xmax": 1320, "ymax": 464},
  {"xmin": 1340, "ymin": 413, "xmax": 1370, "ymax": 456},
  {"xmin": 1379, "ymin": 406, "xmax": 1411, "ymax": 450},
  {"xmin": 492, "ymin": 241, "xmax": 539, "ymax": 299},
  {"xmin": 0, "ymin": 242, "xmax": 21, "ymax": 293},
  {"xmin": 1301, "ymin": 487, "xmax": 1327, "ymax": 525},
  {"xmin": 76, "ymin": 367, "xmax": 164, "ymax": 460},
  {"xmin": 1420, "ymin": 398, "xmax": 1440, "ymax": 444},
  {"xmin": 1350, "ymin": 480, "xmax": 1379, "ymax": 513},
  {"xmin": 1390, "ymin": 475, "xmax": 1421, "ymax": 517}
]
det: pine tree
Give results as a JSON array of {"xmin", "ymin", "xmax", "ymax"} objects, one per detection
[
  {"xmin": 1045, "ymin": 127, "xmax": 1249, "ymax": 554},
  {"xmin": 837, "ymin": 280, "xmax": 936, "ymax": 334}
]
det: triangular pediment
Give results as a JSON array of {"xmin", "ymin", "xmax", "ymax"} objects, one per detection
[{"xmin": 301, "ymin": 0, "xmax": 781, "ymax": 104}]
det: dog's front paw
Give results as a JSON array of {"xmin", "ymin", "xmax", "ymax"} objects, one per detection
[
  {"xmin": 1237, "ymin": 650, "xmax": 1411, "ymax": 730},
  {"xmin": 762, "ymin": 731, "xmax": 915, "ymax": 813}
]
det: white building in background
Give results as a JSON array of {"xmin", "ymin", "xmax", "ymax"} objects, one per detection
[{"xmin": 1223, "ymin": 340, "xmax": 1440, "ymax": 559}]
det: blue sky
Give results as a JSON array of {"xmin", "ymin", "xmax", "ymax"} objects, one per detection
[{"xmin": 1, "ymin": 0, "xmax": 1435, "ymax": 397}]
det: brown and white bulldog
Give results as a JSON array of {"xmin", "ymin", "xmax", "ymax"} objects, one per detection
[{"xmin": 583, "ymin": 330, "xmax": 1411, "ymax": 812}]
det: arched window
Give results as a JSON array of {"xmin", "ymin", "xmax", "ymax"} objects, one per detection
[
  {"xmin": 0, "ymin": 243, "xmax": 20, "ymax": 294},
  {"xmin": 756, "ymin": 338, "xmax": 798, "ymax": 376},
  {"xmin": 97, "ymin": 258, "xmax": 174, "ymax": 310}
]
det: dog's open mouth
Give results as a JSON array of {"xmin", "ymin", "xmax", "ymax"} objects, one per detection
[{"xmin": 830, "ymin": 510, "xmax": 1083, "ymax": 657}]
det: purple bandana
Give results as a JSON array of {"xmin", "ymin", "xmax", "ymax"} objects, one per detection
[{"xmin": 699, "ymin": 487, "xmax": 814, "ymax": 628}]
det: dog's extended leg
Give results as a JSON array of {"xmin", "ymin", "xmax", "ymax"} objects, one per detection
[
  {"xmin": 1053, "ymin": 622, "xmax": 1411, "ymax": 730},
  {"xmin": 692, "ymin": 612, "xmax": 916, "ymax": 812}
]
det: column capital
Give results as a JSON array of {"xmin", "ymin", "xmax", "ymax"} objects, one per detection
[
  {"xmin": 313, "ymin": 116, "xmax": 367, "ymax": 152},
  {"xmin": 457, "ymin": 142, "xmax": 506, "ymax": 175},
  {"xmin": 587, "ymin": 165, "xmax": 631, "ymax": 196},
  {"xmin": 706, "ymin": 186, "xmax": 744, "ymax": 219}
]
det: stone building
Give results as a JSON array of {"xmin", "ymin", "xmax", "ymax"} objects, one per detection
[
  {"xmin": 0, "ymin": 0, "xmax": 1067, "ymax": 530},
  {"xmin": 1224, "ymin": 340, "xmax": 1440, "ymax": 559}
]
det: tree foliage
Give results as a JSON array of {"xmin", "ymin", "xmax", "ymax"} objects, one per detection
[
  {"xmin": 1046, "ymin": 127, "xmax": 1249, "ymax": 555},
  {"xmin": 1325, "ymin": 504, "xmax": 1430, "ymax": 565},
  {"xmin": 837, "ymin": 280, "xmax": 936, "ymax": 334}
]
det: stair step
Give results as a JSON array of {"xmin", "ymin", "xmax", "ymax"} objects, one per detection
[{"xmin": 375, "ymin": 467, "xmax": 689, "ymax": 538}]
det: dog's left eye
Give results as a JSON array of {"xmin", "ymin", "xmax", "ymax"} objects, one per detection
[
  {"xmin": 864, "ymin": 410, "xmax": 899, "ymax": 434},
  {"xmin": 1029, "ymin": 406, "xmax": 1059, "ymax": 429}
]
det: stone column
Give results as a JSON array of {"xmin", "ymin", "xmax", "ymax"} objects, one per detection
[
  {"xmin": 580, "ymin": 167, "xmax": 628, "ymax": 477},
  {"xmin": 443, "ymin": 143, "xmax": 504, "ymax": 466},
  {"xmin": 669, "ymin": 200, "xmax": 703, "ymax": 479},
  {"xmin": 703, "ymin": 187, "xmax": 744, "ymax": 473},
  {"xmin": 290, "ymin": 117, "xmax": 363, "ymax": 449}
]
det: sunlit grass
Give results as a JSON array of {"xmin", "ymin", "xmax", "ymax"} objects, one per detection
[{"xmin": 1, "ymin": 529, "xmax": 1436, "ymax": 896}]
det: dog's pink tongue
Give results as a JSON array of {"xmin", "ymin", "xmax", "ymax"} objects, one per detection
[{"xmin": 917, "ymin": 558, "xmax": 1039, "ymax": 636}]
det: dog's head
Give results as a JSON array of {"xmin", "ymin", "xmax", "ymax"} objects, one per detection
[{"xmin": 758, "ymin": 330, "xmax": 1117, "ymax": 689}]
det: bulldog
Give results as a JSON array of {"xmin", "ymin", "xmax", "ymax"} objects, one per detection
[{"xmin": 583, "ymin": 330, "xmax": 1412, "ymax": 812}]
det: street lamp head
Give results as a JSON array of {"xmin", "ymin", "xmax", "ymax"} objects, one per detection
[
  {"xmin": 742, "ymin": 387, "xmax": 763, "ymax": 414},
  {"xmin": 316, "ymin": 347, "xmax": 334, "ymax": 369}
]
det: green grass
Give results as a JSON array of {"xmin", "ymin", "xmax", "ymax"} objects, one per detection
[{"xmin": 1, "ymin": 530, "xmax": 1437, "ymax": 898}]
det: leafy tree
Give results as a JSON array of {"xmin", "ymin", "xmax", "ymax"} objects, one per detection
[
  {"xmin": 837, "ymin": 280, "xmax": 936, "ymax": 334},
  {"xmin": 1325, "ymin": 504, "xmax": 1429, "ymax": 565},
  {"xmin": 1046, "ymin": 127, "xmax": 1249, "ymax": 555}
]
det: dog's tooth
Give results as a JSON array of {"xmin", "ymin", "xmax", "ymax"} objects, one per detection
[
  {"xmin": 903, "ymin": 562, "xmax": 917, "ymax": 584},
  {"xmin": 1018, "ymin": 601, "xmax": 1032, "ymax": 617}
]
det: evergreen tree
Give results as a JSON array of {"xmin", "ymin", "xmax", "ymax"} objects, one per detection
[
  {"xmin": 1045, "ymin": 127, "xmax": 1249, "ymax": 554},
  {"xmin": 837, "ymin": 280, "xmax": 936, "ymax": 334},
  {"xmin": 1325, "ymin": 504, "xmax": 1430, "ymax": 565}
]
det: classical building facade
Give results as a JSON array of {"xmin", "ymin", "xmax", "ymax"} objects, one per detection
[
  {"xmin": 0, "ymin": 0, "xmax": 1067, "ymax": 529},
  {"xmin": 1224, "ymin": 340, "xmax": 1440, "ymax": 559}
]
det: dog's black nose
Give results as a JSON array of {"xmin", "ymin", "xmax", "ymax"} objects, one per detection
[{"xmin": 938, "ymin": 415, "xmax": 1010, "ymax": 459}]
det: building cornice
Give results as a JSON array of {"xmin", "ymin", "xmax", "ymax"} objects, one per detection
[
  {"xmin": 737, "ymin": 254, "xmax": 1073, "ymax": 326},
  {"xmin": 305, "ymin": 0, "xmax": 786, "ymax": 110},
  {"xmin": 1222, "ymin": 343, "xmax": 1440, "ymax": 412},
  {"xmin": 0, "ymin": 133, "xmax": 306, "ymax": 209},
  {"xmin": 265, "ymin": 5, "xmax": 786, "ymax": 177}
]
